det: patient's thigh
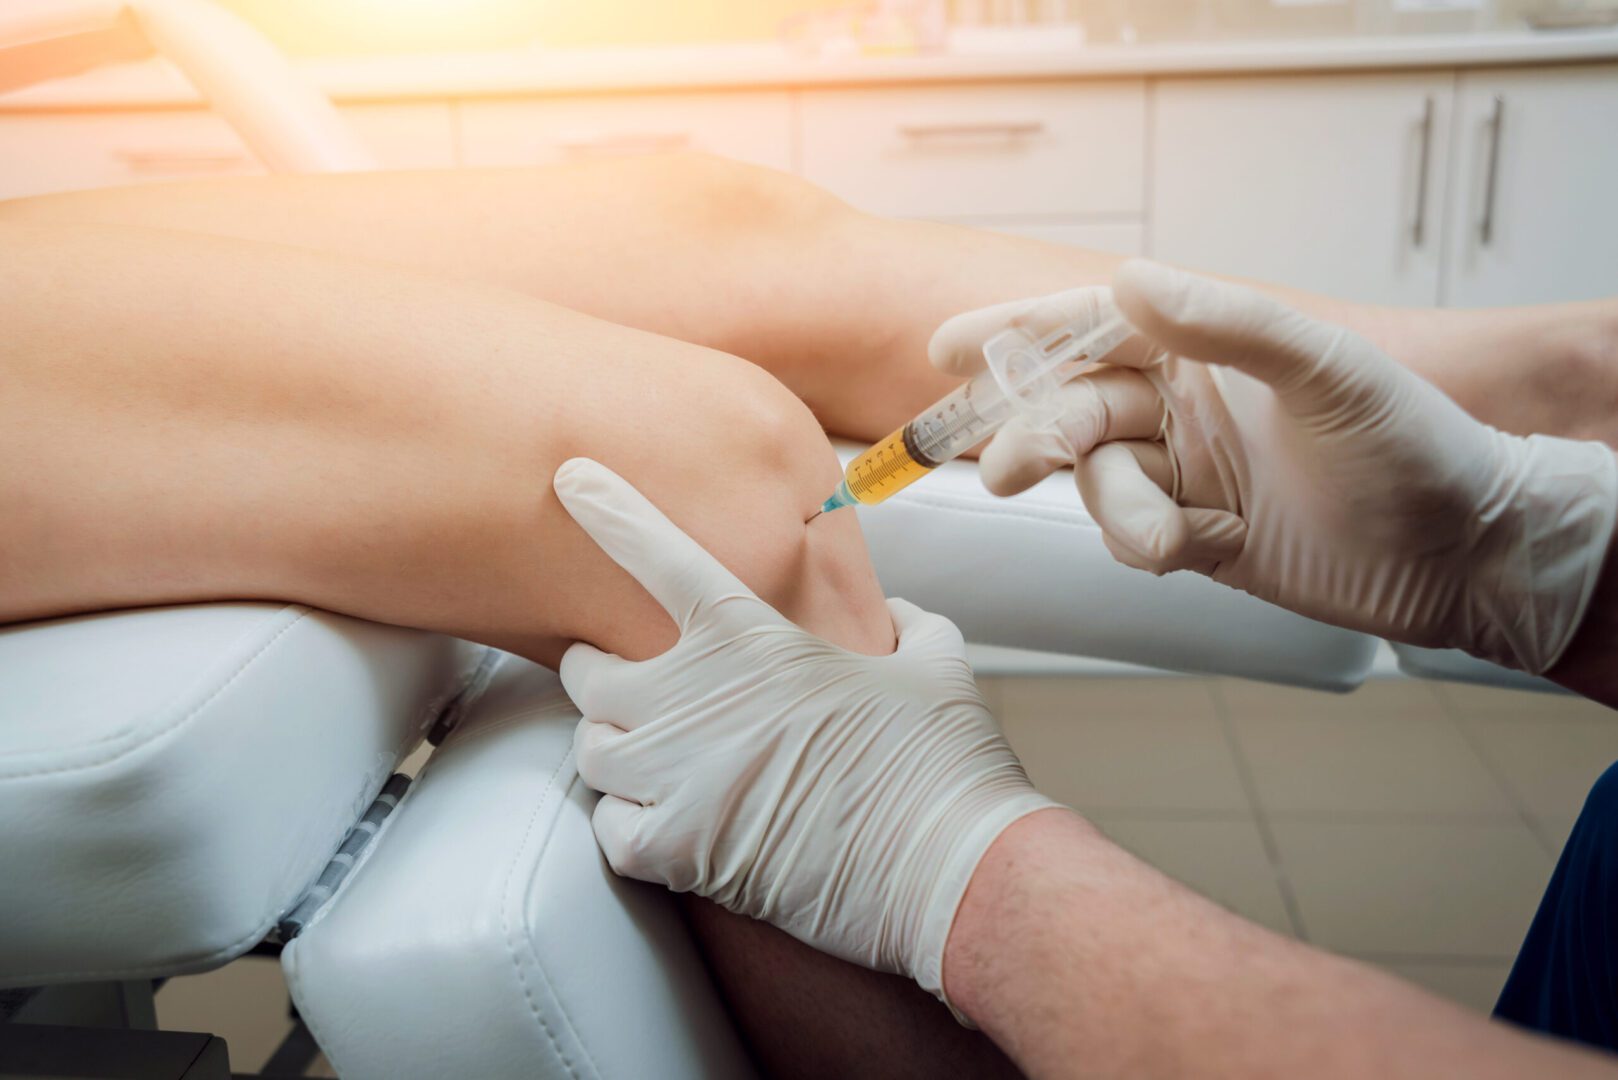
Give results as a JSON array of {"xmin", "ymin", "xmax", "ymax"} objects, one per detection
[{"xmin": 0, "ymin": 221, "xmax": 888, "ymax": 664}]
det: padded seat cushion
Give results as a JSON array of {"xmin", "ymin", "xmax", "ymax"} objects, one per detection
[
  {"xmin": 283, "ymin": 656, "xmax": 752, "ymax": 1080},
  {"xmin": 0, "ymin": 603, "xmax": 481, "ymax": 988}
]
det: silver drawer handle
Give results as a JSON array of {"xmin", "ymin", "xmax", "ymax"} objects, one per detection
[
  {"xmin": 898, "ymin": 121, "xmax": 1046, "ymax": 139},
  {"xmin": 1410, "ymin": 95, "xmax": 1435, "ymax": 248},
  {"xmin": 1478, "ymin": 95, "xmax": 1505, "ymax": 247},
  {"xmin": 556, "ymin": 132, "xmax": 693, "ymax": 155},
  {"xmin": 114, "ymin": 149, "xmax": 249, "ymax": 173}
]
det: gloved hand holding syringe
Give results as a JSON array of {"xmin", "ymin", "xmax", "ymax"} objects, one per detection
[{"xmin": 813, "ymin": 290, "xmax": 1134, "ymax": 517}]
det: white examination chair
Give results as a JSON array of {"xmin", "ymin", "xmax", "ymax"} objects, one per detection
[
  {"xmin": 1, "ymin": 450, "xmax": 1382, "ymax": 1079},
  {"xmin": 0, "ymin": 6, "xmax": 1404, "ymax": 1075}
]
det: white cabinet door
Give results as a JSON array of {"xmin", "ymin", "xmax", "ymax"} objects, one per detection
[
  {"xmin": 0, "ymin": 104, "xmax": 456, "ymax": 201},
  {"xmin": 1442, "ymin": 64, "xmax": 1618, "ymax": 307},
  {"xmin": 457, "ymin": 92, "xmax": 792, "ymax": 173},
  {"xmin": 1151, "ymin": 74, "xmax": 1453, "ymax": 306},
  {"xmin": 800, "ymin": 81, "xmax": 1145, "ymax": 220},
  {"xmin": 0, "ymin": 111, "xmax": 263, "ymax": 200}
]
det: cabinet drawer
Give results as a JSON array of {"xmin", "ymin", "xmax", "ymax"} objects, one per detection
[
  {"xmin": 0, "ymin": 111, "xmax": 263, "ymax": 200},
  {"xmin": 799, "ymin": 81, "xmax": 1145, "ymax": 219},
  {"xmin": 457, "ymin": 92, "xmax": 793, "ymax": 173},
  {"xmin": 0, "ymin": 103, "xmax": 455, "ymax": 201}
]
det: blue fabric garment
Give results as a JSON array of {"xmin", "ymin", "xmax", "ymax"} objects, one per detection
[{"xmin": 1495, "ymin": 759, "xmax": 1618, "ymax": 1051}]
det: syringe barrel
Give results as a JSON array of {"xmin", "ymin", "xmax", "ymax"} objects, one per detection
[
  {"xmin": 830, "ymin": 298, "xmax": 1134, "ymax": 512},
  {"xmin": 904, "ymin": 372, "xmax": 1018, "ymax": 467}
]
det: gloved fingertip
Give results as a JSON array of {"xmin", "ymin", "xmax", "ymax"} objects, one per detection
[
  {"xmin": 927, "ymin": 325, "xmax": 985, "ymax": 377},
  {"xmin": 1099, "ymin": 529, "xmax": 1170, "ymax": 576},
  {"xmin": 1138, "ymin": 503, "xmax": 1191, "ymax": 564},
  {"xmin": 1112, "ymin": 259, "xmax": 1204, "ymax": 335},
  {"xmin": 978, "ymin": 453, "xmax": 1048, "ymax": 499},
  {"xmin": 572, "ymin": 715, "xmax": 612, "ymax": 765},
  {"xmin": 1183, "ymin": 508, "xmax": 1248, "ymax": 562},
  {"xmin": 886, "ymin": 598, "xmax": 965, "ymax": 652},
  {"xmin": 883, "ymin": 596, "xmax": 929, "ymax": 634},
  {"xmin": 559, "ymin": 639, "xmax": 617, "ymax": 706},
  {"xmin": 553, "ymin": 456, "xmax": 601, "ymax": 494},
  {"xmin": 978, "ymin": 424, "xmax": 1070, "ymax": 498},
  {"xmin": 591, "ymin": 795, "xmax": 658, "ymax": 883}
]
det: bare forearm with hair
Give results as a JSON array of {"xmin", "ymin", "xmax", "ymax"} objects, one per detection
[
  {"xmin": 945, "ymin": 810, "xmax": 1617, "ymax": 1080},
  {"xmin": 8, "ymin": 159, "xmax": 1615, "ymax": 447}
]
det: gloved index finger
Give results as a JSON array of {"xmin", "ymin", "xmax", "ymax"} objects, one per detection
[{"xmin": 553, "ymin": 457, "xmax": 758, "ymax": 631}]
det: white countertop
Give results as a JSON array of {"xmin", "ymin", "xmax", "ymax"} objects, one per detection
[{"xmin": 6, "ymin": 29, "xmax": 1618, "ymax": 109}]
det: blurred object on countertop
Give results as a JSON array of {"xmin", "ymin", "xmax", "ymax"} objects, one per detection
[
  {"xmin": 780, "ymin": 0, "xmax": 1084, "ymax": 57},
  {"xmin": 181, "ymin": 0, "xmax": 1618, "ymax": 56},
  {"xmin": 1524, "ymin": 0, "xmax": 1618, "ymax": 29}
]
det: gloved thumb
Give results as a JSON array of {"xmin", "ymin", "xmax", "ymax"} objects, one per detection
[
  {"xmin": 885, "ymin": 597, "xmax": 967, "ymax": 656},
  {"xmin": 1076, "ymin": 442, "xmax": 1247, "ymax": 575},
  {"xmin": 1112, "ymin": 260, "xmax": 1363, "ymax": 420}
]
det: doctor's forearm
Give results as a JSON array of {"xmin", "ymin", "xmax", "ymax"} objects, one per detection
[{"xmin": 944, "ymin": 810, "xmax": 1618, "ymax": 1080}]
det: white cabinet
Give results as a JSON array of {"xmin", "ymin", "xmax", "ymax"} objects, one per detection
[
  {"xmin": 1151, "ymin": 74, "xmax": 1454, "ymax": 306},
  {"xmin": 0, "ymin": 103, "xmax": 455, "ymax": 200},
  {"xmin": 1442, "ymin": 64, "xmax": 1618, "ymax": 307},
  {"xmin": 0, "ymin": 111, "xmax": 263, "ymax": 200},
  {"xmin": 800, "ymin": 81, "xmax": 1145, "ymax": 220},
  {"xmin": 456, "ymin": 92, "xmax": 793, "ymax": 173}
]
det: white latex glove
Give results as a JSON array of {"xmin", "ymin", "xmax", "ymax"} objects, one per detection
[
  {"xmin": 553, "ymin": 458, "xmax": 1057, "ymax": 1007},
  {"xmin": 931, "ymin": 261, "xmax": 1618, "ymax": 674}
]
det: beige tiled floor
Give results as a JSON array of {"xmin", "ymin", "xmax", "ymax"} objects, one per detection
[
  {"xmin": 157, "ymin": 674, "xmax": 1616, "ymax": 1069},
  {"xmin": 992, "ymin": 674, "xmax": 1617, "ymax": 1016}
]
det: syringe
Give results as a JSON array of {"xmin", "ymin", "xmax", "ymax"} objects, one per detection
[{"xmin": 816, "ymin": 298, "xmax": 1134, "ymax": 517}]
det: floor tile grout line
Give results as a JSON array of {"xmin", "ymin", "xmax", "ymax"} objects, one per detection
[
  {"xmin": 1079, "ymin": 807, "xmax": 1263, "ymax": 823},
  {"xmin": 1262, "ymin": 810, "xmax": 1530, "ymax": 825},
  {"xmin": 1208, "ymin": 680, "xmax": 1311, "ymax": 942},
  {"xmin": 1429, "ymin": 683, "xmax": 1560, "ymax": 856}
]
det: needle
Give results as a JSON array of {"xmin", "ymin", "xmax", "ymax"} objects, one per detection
[{"xmin": 805, "ymin": 509, "xmax": 824, "ymax": 525}]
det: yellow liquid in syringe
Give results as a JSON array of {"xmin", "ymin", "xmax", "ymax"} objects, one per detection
[{"xmin": 823, "ymin": 426, "xmax": 936, "ymax": 513}]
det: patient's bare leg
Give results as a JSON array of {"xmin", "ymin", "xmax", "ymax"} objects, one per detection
[
  {"xmin": 0, "ymin": 219, "xmax": 884, "ymax": 659},
  {"xmin": 8, "ymin": 155, "xmax": 1617, "ymax": 446},
  {"xmin": 0, "ymin": 220, "xmax": 1015, "ymax": 1076}
]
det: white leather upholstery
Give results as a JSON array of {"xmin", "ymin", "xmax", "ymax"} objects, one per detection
[
  {"xmin": 0, "ymin": 604, "xmax": 480, "ymax": 989},
  {"xmin": 1392, "ymin": 643, "xmax": 1568, "ymax": 693},
  {"xmin": 841, "ymin": 444, "xmax": 1378, "ymax": 690},
  {"xmin": 283, "ymin": 656, "xmax": 753, "ymax": 1080},
  {"xmin": 0, "ymin": 450, "xmax": 1377, "ymax": 1074}
]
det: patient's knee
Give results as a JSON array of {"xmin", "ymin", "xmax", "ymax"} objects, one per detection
[{"xmin": 652, "ymin": 355, "xmax": 891, "ymax": 656}]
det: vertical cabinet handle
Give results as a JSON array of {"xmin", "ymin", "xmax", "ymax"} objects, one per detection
[
  {"xmin": 1479, "ymin": 95, "xmax": 1505, "ymax": 247},
  {"xmin": 1410, "ymin": 95, "xmax": 1435, "ymax": 247}
]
